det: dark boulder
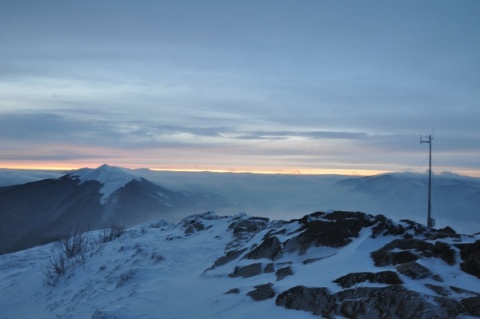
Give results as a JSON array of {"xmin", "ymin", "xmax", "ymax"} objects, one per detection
[
  {"xmin": 284, "ymin": 211, "xmax": 375, "ymax": 254},
  {"xmin": 425, "ymin": 284, "xmax": 451, "ymax": 297},
  {"xmin": 226, "ymin": 216, "xmax": 269, "ymax": 250},
  {"xmin": 332, "ymin": 286, "xmax": 453, "ymax": 319},
  {"xmin": 276, "ymin": 285, "xmax": 459, "ymax": 319},
  {"xmin": 247, "ymin": 283, "xmax": 275, "ymax": 301},
  {"xmin": 333, "ymin": 271, "xmax": 402, "ymax": 288},
  {"xmin": 276, "ymin": 266, "xmax": 293, "ymax": 281},
  {"xmin": 462, "ymin": 296, "xmax": 480, "ymax": 316},
  {"xmin": 371, "ymin": 238, "xmax": 456, "ymax": 267},
  {"xmin": 371, "ymin": 214, "xmax": 406, "ymax": 237},
  {"xmin": 435, "ymin": 297, "xmax": 466, "ymax": 318},
  {"xmin": 244, "ymin": 236, "xmax": 283, "ymax": 261},
  {"xmin": 434, "ymin": 241, "xmax": 456, "ymax": 266},
  {"xmin": 229, "ymin": 263, "xmax": 263, "ymax": 278},
  {"xmin": 264, "ymin": 263, "xmax": 275, "ymax": 273},
  {"xmin": 209, "ymin": 248, "xmax": 247, "ymax": 269},
  {"xmin": 396, "ymin": 261, "xmax": 437, "ymax": 280},
  {"xmin": 456, "ymin": 240, "xmax": 480, "ymax": 279},
  {"xmin": 225, "ymin": 288, "xmax": 240, "ymax": 294},
  {"xmin": 276, "ymin": 286, "xmax": 332, "ymax": 317}
]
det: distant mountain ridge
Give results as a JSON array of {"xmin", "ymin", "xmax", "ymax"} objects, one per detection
[
  {"xmin": 0, "ymin": 165, "xmax": 229, "ymax": 254},
  {"xmin": 1, "ymin": 166, "xmax": 479, "ymax": 255},
  {"xmin": 335, "ymin": 172, "xmax": 480, "ymax": 234}
]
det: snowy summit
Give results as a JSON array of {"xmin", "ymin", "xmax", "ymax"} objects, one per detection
[
  {"xmin": 69, "ymin": 164, "xmax": 140, "ymax": 204},
  {"xmin": 1, "ymin": 211, "xmax": 479, "ymax": 319}
]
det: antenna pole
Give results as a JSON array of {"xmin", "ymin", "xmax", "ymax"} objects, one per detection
[{"xmin": 420, "ymin": 134, "xmax": 434, "ymax": 227}]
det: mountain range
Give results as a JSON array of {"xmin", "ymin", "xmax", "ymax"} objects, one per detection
[
  {"xmin": 0, "ymin": 164, "xmax": 229, "ymax": 254},
  {"xmin": 0, "ymin": 210, "xmax": 479, "ymax": 318}
]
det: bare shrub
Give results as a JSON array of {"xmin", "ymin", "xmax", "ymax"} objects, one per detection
[
  {"xmin": 43, "ymin": 246, "xmax": 68, "ymax": 286},
  {"xmin": 60, "ymin": 228, "xmax": 89, "ymax": 262},
  {"xmin": 44, "ymin": 223, "xmax": 125, "ymax": 287},
  {"xmin": 98, "ymin": 222, "xmax": 125, "ymax": 244},
  {"xmin": 43, "ymin": 225, "xmax": 92, "ymax": 286}
]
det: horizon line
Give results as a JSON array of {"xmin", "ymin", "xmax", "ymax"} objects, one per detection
[{"xmin": 1, "ymin": 163, "xmax": 479, "ymax": 178}]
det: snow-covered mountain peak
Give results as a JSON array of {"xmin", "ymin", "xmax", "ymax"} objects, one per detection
[{"xmin": 69, "ymin": 164, "xmax": 140, "ymax": 204}]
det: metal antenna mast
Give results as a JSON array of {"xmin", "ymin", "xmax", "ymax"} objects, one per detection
[{"xmin": 420, "ymin": 134, "xmax": 434, "ymax": 227}]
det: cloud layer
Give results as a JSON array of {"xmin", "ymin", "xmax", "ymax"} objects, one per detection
[{"xmin": 0, "ymin": 1, "xmax": 479, "ymax": 175}]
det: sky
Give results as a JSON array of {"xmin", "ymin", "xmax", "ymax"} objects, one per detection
[{"xmin": 0, "ymin": 0, "xmax": 479, "ymax": 176}]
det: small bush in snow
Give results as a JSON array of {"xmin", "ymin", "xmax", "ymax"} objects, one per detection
[
  {"xmin": 43, "ymin": 246, "xmax": 68, "ymax": 286},
  {"xmin": 98, "ymin": 222, "xmax": 125, "ymax": 244},
  {"xmin": 43, "ymin": 223, "xmax": 126, "ymax": 287},
  {"xmin": 43, "ymin": 226, "xmax": 93, "ymax": 287}
]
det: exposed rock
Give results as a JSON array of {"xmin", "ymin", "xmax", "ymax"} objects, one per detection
[
  {"xmin": 264, "ymin": 263, "xmax": 275, "ymax": 273},
  {"xmin": 389, "ymin": 250, "xmax": 420, "ymax": 265},
  {"xmin": 450, "ymin": 286, "xmax": 480, "ymax": 296},
  {"xmin": 226, "ymin": 216, "xmax": 269, "ymax": 250},
  {"xmin": 184, "ymin": 220, "xmax": 205, "ymax": 234},
  {"xmin": 333, "ymin": 271, "xmax": 402, "ymax": 288},
  {"xmin": 229, "ymin": 263, "xmax": 263, "ymax": 278},
  {"xmin": 276, "ymin": 284, "xmax": 460, "ymax": 319},
  {"xmin": 284, "ymin": 211, "xmax": 375, "ymax": 254},
  {"xmin": 371, "ymin": 238, "xmax": 456, "ymax": 267},
  {"xmin": 333, "ymin": 286, "xmax": 456, "ymax": 319},
  {"xmin": 456, "ymin": 240, "xmax": 480, "ymax": 279},
  {"xmin": 244, "ymin": 236, "xmax": 283, "ymax": 261},
  {"xmin": 371, "ymin": 214, "xmax": 406, "ymax": 238},
  {"xmin": 428, "ymin": 226, "xmax": 460, "ymax": 240},
  {"xmin": 434, "ymin": 241, "xmax": 456, "ymax": 265},
  {"xmin": 396, "ymin": 261, "xmax": 437, "ymax": 280},
  {"xmin": 276, "ymin": 266, "xmax": 293, "ymax": 281},
  {"xmin": 225, "ymin": 288, "xmax": 240, "ymax": 294},
  {"xmin": 435, "ymin": 297, "xmax": 466, "ymax": 318},
  {"xmin": 400, "ymin": 219, "xmax": 429, "ymax": 236},
  {"xmin": 425, "ymin": 283, "xmax": 451, "ymax": 296},
  {"xmin": 247, "ymin": 283, "xmax": 275, "ymax": 301},
  {"xmin": 276, "ymin": 285, "xmax": 332, "ymax": 317},
  {"xmin": 209, "ymin": 248, "xmax": 247, "ymax": 269},
  {"xmin": 302, "ymin": 257, "xmax": 324, "ymax": 265},
  {"xmin": 462, "ymin": 296, "xmax": 480, "ymax": 316}
]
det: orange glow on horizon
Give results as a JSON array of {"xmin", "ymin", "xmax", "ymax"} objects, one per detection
[
  {"xmin": 0, "ymin": 161, "xmax": 390, "ymax": 176},
  {"xmin": 1, "ymin": 162, "xmax": 479, "ymax": 177}
]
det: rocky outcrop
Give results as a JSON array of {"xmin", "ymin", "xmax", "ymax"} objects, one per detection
[
  {"xmin": 276, "ymin": 285, "xmax": 466, "ymax": 319},
  {"xmin": 201, "ymin": 210, "xmax": 479, "ymax": 318},
  {"xmin": 462, "ymin": 296, "xmax": 480, "ymax": 316},
  {"xmin": 284, "ymin": 211, "xmax": 376, "ymax": 254},
  {"xmin": 371, "ymin": 238, "xmax": 456, "ymax": 267},
  {"xmin": 229, "ymin": 263, "xmax": 263, "ymax": 278},
  {"xmin": 276, "ymin": 285, "xmax": 332, "ymax": 317},
  {"xmin": 226, "ymin": 216, "xmax": 269, "ymax": 250},
  {"xmin": 333, "ymin": 271, "xmax": 402, "ymax": 288},
  {"xmin": 209, "ymin": 248, "xmax": 247, "ymax": 269},
  {"xmin": 244, "ymin": 236, "xmax": 283, "ymax": 261},
  {"xmin": 456, "ymin": 240, "xmax": 480, "ymax": 279},
  {"xmin": 275, "ymin": 266, "xmax": 293, "ymax": 281},
  {"xmin": 396, "ymin": 261, "xmax": 439, "ymax": 280},
  {"xmin": 247, "ymin": 283, "xmax": 275, "ymax": 301}
]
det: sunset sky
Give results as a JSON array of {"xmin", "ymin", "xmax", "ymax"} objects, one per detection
[{"xmin": 1, "ymin": 1, "xmax": 479, "ymax": 176}]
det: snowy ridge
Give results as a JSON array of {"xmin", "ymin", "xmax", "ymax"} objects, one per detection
[
  {"xmin": 69, "ymin": 164, "xmax": 140, "ymax": 204},
  {"xmin": 1, "ymin": 211, "xmax": 479, "ymax": 319}
]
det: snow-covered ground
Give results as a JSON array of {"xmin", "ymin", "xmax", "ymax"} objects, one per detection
[{"xmin": 1, "ymin": 212, "xmax": 478, "ymax": 319}]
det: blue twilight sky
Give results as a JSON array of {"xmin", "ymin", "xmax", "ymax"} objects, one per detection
[{"xmin": 0, "ymin": 0, "xmax": 479, "ymax": 175}]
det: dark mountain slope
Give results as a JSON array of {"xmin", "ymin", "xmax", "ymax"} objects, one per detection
[{"xmin": 0, "ymin": 166, "xmax": 229, "ymax": 254}]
